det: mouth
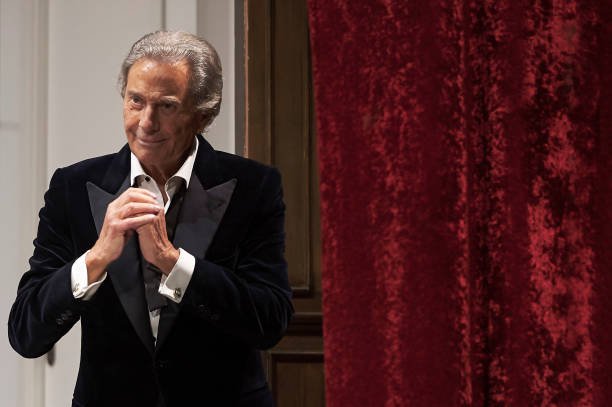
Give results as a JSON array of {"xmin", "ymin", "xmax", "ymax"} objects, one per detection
[{"xmin": 136, "ymin": 135, "xmax": 167, "ymax": 146}]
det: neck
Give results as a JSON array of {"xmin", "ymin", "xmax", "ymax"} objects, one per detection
[
  {"xmin": 141, "ymin": 140, "xmax": 194, "ymax": 185},
  {"xmin": 141, "ymin": 164, "xmax": 176, "ymax": 186}
]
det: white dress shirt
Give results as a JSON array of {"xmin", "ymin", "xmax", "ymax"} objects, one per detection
[{"xmin": 71, "ymin": 138, "xmax": 199, "ymax": 340}]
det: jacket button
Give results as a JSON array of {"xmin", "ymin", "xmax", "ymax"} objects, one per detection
[{"xmin": 56, "ymin": 318, "xmax": 64, "ymax": 325}]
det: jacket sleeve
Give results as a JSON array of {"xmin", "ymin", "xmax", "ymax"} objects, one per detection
[
  {"xmin": 8, "ymin": 168, "xmax": 83, "ymax": 358},
  {"xmin": 181, "ymin": 167, "xmax": 294, "ymax": 350}
]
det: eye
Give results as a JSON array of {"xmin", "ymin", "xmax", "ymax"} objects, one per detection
[
  {"xmin": 160, "ymin": 102, "xmax": 177, "ymax": 113},
  {"xmin": 128, "ymin": 95, "xmax": 143, "ymax": 107}
]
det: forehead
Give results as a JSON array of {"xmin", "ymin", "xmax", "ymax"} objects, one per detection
[{"xmin": 125, "ymin": 58, "xmax": 191, "ymax": 98}]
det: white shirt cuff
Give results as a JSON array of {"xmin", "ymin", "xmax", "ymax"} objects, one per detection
[
  {"xmin": 159, "ymin": 248, "xmax": 195, "ymax": 303},
  {"xmin": 71, "ymin": 250, "xmax": 107, "ymax": 300}
]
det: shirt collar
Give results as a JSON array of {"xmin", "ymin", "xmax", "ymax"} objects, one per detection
[{"xmin": 130, "ymin": 137, "xmax": 199, "ymax": 187}]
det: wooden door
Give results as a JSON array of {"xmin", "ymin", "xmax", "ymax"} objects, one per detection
[{"xmin": 243, "ymin": 1, "xmax": 325, "ymax": 406}]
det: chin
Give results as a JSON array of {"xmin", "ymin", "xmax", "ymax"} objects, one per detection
[{"xmin": 130, "ymin": 145, "xmax": 154, "ymax": 162}]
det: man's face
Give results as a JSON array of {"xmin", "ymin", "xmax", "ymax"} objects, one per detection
[{"xmin": 123, "ymin": 58, "xmax": 204, "ymax": 174}]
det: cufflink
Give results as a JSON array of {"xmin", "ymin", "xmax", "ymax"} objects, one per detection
[
  {"xmin": 173, "ymin": 288, "xmax": 182, "ymax": 300},
  {"xmin": 72, "ymin": 283, "xmax": 80, "ymax": 294}
]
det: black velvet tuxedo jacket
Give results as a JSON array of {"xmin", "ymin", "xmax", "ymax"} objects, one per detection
[{"xmin": 8, "ymin": 135, "xmax": 293, "ymax": 406}]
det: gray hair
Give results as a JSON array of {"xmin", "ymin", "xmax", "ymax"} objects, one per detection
[{"xmin": 118, "ymin": 30, "xmax": 223, "ymax": 130}]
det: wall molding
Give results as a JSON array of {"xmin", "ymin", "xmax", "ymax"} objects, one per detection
[{"xmin": 19, "ymin": 0, "xmax": 48, "ymax": 406}]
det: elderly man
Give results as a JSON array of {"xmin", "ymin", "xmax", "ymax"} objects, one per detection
[{"xmin": 8, "ymin": 31, "xmax": 293, "ymax": 407}]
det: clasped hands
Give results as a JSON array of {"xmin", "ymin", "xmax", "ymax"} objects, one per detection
[{"xmin": 85, "ymin": 187, "xmax": 179, "ymax": 284}]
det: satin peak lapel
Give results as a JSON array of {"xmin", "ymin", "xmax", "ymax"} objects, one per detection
[
  {"xmin": 172, "ymin": 175, "xmax": 237, "ymax": 257},
  {"xmin": 87, "ymin": 177, "xmax": 155, "ymax": 355},
  {"xmin": 155, "ymin": 176, "xmax": 237, "ymax": 351}
]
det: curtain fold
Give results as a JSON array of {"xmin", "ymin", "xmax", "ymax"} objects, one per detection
[{"xmin": 308, "ymin": 1, "xmax": 612, "ymax": 405}]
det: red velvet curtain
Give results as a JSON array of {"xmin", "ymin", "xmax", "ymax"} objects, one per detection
[{"xmin": 308, "ymin": 1, "xmax": 612, "ymax": 405}]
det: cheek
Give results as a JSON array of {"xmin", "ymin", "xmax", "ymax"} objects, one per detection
[
  {"xmin": 178, "ymin": 116, "xmax": 202, "ymax": 136},
  {"xmin": 123, "ymin": 110, "xmax": 139, "ymax": 132},
  {"xmin": 162, "ymin": 119, "xmax": 189, "ymax": 139}
]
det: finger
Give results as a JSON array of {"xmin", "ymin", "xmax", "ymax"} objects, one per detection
[
  {"xmin": 126, "ymin": 188, "xmax": 159, "ymax": 204},
  {"xmin": 115, "ymin": 187, "xmax": 159, "ymax": 206},
  {"xmin": 135, "ymin": 222, "xmax": 156, "ymax": 235},
  {"xmin": 119, "ymin": 202, "xmax": 163, "ymax": 219},
  {"xmin": 118, "ymin": 213, "xmax": 158, "ymax": 231}
]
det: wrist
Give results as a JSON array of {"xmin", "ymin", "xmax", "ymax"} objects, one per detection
[
  {"xmin": 85, "ymin": 249, "xmax": 108, "ymax": 284},
  {"xmin": 157, "ymin": 246, "xmax": 180, "ymax": 275}
]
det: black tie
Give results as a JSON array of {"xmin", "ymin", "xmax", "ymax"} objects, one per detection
[{"xmin": 142, "ymin": 182, "xmax": 186, "ymax": 312}]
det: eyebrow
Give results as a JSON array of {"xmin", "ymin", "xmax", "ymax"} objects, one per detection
[
  {"xmin": 125, "ymin": 90, "xmax": 142, "ymax": 98},
  {"xmin": 125, "ymin": 91, "xmax": 181, "ymax": 105},
  {"xmin": 158, "ymin": 96, "xmax": 181, "ymax": 105}
]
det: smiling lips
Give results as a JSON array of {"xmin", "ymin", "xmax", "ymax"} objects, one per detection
[{"xmin": 137, "ymin": 135, "xmax": 167, "ymax": 145}]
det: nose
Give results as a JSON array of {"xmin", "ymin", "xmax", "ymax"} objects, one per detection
[{"xmin": 139, "ymin": 104, "xmax": 159, "ymax": 134}]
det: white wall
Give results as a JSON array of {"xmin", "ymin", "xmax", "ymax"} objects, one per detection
[
  {"xmin": 197, "ymin": 0, "xmax": 235, "ymax": 154},
  {"xmin": 0, "ymin": 0, "xmax": 236, "ymax": 405},
  {"xmin": 0, "ymin": 1, "xmax": 47, "ymax": 406},
  {"xmin": 1, "ymin": 3, "xmax": 31, "ymax": 406},
  {"xmin": 47, "ymin": 0, "xmax": 163, "ymax": 172}
]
